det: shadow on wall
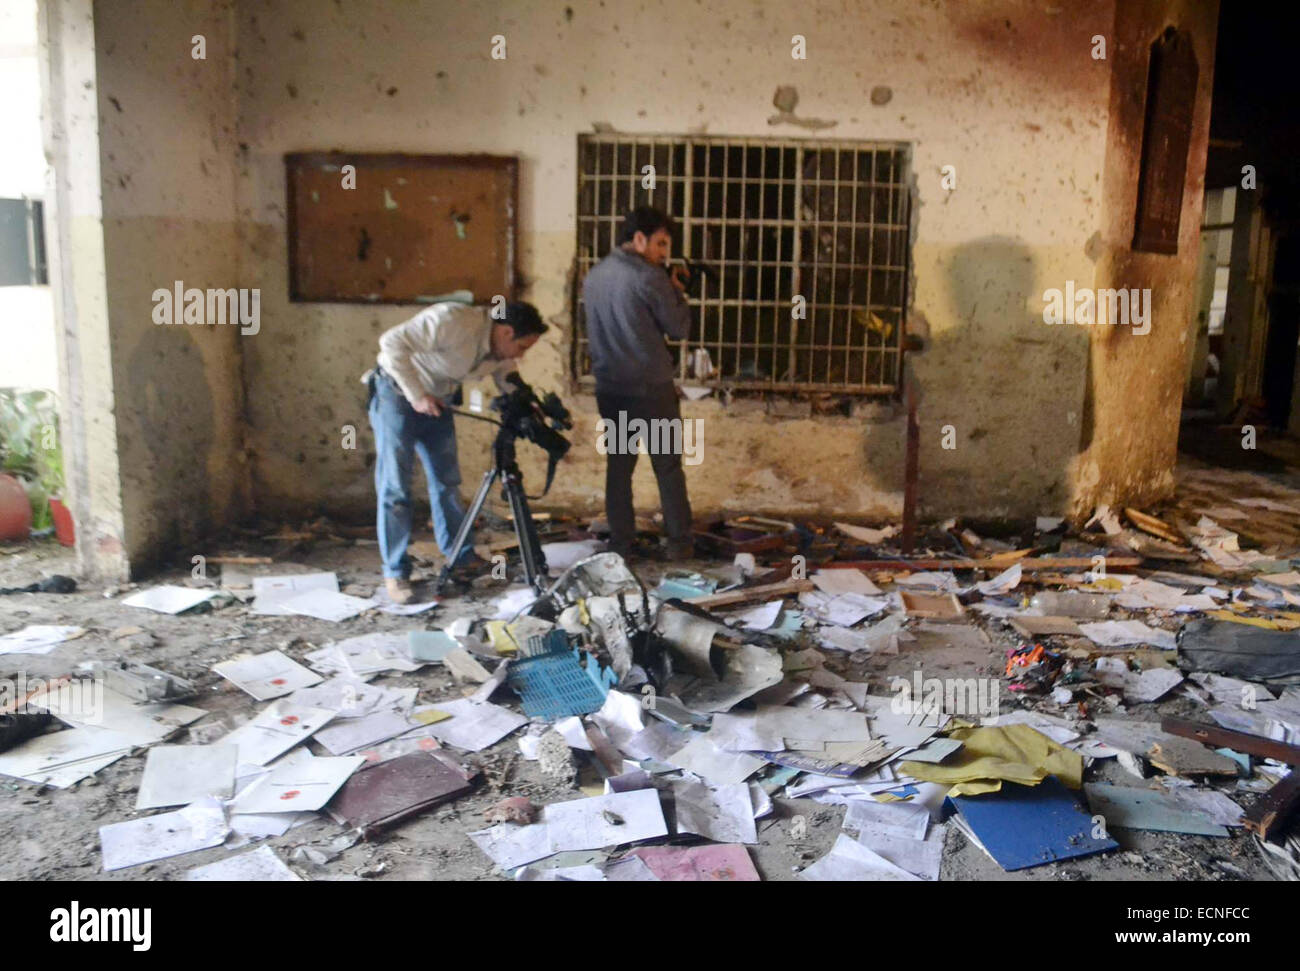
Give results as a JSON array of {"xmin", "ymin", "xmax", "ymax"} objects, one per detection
[
  {"xmin": 124, "ymin": 326, "xmax": 215, "ymax": 558},
  {"xmin": 914, "ymin": 235, "xmax": 1089, "ymax": 517}
]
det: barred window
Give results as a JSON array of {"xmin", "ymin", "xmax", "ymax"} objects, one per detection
[{"xmin": 573, "ymin": 135, "xmax": 912, "ymax": 394}]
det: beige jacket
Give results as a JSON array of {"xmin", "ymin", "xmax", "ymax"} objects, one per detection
[{"xmin": 374, "ymin": 303, "xmax": 515, "ymax": 404}]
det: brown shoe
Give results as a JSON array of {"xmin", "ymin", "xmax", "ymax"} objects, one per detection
[{"xmin": 385, "ymin": 577, "xmax": 415, "ymax": 605}]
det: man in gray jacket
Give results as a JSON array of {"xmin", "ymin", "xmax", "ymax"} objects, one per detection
[{"xmin": 582, "ymin": 207, "xmax": 694, "ymax": 559}]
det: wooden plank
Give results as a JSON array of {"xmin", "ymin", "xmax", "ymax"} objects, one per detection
[
  {"xmin": 1243, "ymin": 768, "xmax": 1300, "ymax": 842},
  {"xmin": 1160, "ymin": 717, "xmax": 1300, "ymax": 766},
  {"xmin": 900, "ymin": 591, "xmax": 964, "ymax": 621},
  {"xmin": 819, "ymin": 555, "xmax": 1142, "ymax": 573},
  {"xmin": 1124, "ymin": 508, "xmax": 1188, "ymax": 547},
  {"xmin": 684, "ymin": 579, "xmax": 813, "ymax": 609}
]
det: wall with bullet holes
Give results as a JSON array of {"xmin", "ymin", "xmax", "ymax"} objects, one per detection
[{"xmin": 58, "ymin": 0, "xmax": 1216, "ymax": 572}]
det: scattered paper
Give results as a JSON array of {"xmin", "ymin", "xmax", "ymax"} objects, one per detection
[
  {"xmin": 232, "ymin": 752, "xmax": 364, "ymax": 814},
  {"xmin": 668, "ymin": 734, "xmax": 766, "ymax": 785},
  {"xmin": 727, "ymin": 600, "xmax": 783, "ymax": 630},
  {"xmin": 424, "ymin": 698, "xmax": 528, "ymax": 751},
  {"xmin": 797, "ymin": 590, "xmax": 889, "ymax": 626},
  {"xmin": 136, "ymin": 744, "xmax": 238, "ymax": 810},
  {"xmin": 281, "ymin": 589, "xmax": 377, "ymax": 622},
  {"xmin": 812, "ymin": 569, "xmax": 882, "ymax": 597},
  {"xmin": 1078, "ymin": 620, "xmax": 1177, "ymax": 650},
  {"xmin": 251, "ymin": 572, "xmax": 339, "ymax": 615},
  {"xmin": 184, "ymin": 845, "xmax": 301, "ymax": 881},
  {"xmin": 213, "ymin": 650, "xmax": 323, "ymax": 701},
  {"xmin": 219, "ymin": 700, "xmax": 336, "ymax": 766},
  {"xmin": 100, "ymin": 798, "xmax": 229, "ymax": 871},
  {"xmin": 975, "ymin": 563, "xmax": 1021, "ymax": 596},
  {"xmin": 314, "ymin": 709, "xmax": 415, "ymax": 755},
  {"xmin": 834, "ymin": 523, "xmax": 898, "ymax": 544},
  {"xmin": 0, "ymin": 624, "xmax": 84, "ymax": 655},
  {"xmin": 672, "ymin": 781, "xmax": 758, "ymax": 844},
  {"xmin": 545, "ymin": 789, "xmax": 669, "ymax": 853},
  {"xmin": 800, "ymin": 833, "xmax": 920, "ymax": 881},
  {"xmin": 543, "ymin": 540, "xmax": 606, "ymax": 575},
  {"xmin": 121, "ymin": 585, "xmax": 215, "ymax": 615}
]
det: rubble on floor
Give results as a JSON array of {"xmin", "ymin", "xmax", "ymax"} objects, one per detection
[{"xmin": 2, "ymin": 501, "xmax": 1300, "ymax": 881}]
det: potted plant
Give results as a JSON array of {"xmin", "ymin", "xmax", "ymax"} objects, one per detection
[{"xmin": 0, "ymin": 388, "xmax": 69, "ymax": 545}]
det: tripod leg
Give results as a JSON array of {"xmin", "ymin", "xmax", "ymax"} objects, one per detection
[
  {"xmin": 437, "ymin": 467, "xmax": 498, "ymax": 590},
  {"xmin": 502, "ymin": 473, "xmax": 548, "ymax": 592}
]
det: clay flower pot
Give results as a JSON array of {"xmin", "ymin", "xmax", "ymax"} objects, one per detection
[
  {"xmin": 49, "ymin": 497, "xmax": 75, "ymax": 547},
  {"xmin": 0, "ymin": 474, "xmax": 32, "ymax": 541}
]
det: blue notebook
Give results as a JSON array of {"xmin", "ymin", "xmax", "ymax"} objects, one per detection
[{"xmin": 947, "ymin": 776, "xmax": 1119, "ymax": 871}]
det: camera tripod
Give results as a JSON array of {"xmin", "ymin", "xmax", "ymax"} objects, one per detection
[{"xmin": 436, "ymin": 424, "xmax": 550, "ymax": 594}]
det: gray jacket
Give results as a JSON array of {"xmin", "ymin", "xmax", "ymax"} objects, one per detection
[{"xmin": 582, "ymin": 248, "xmax": 692, "ymax": 395}]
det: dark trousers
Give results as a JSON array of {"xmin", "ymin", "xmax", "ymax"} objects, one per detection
[{"xmin": 596, "ymin": 382, "xmax": 693, "ymax": 548}]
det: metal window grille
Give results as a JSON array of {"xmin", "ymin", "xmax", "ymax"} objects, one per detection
[{"xmin": 573, "ymin": 135, "xmax": 911, "ymax": 394}]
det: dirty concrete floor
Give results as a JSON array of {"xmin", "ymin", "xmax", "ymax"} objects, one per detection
[{"xmin": 0, "ymin": 466, "xmax": 1288, "ymax": 881}]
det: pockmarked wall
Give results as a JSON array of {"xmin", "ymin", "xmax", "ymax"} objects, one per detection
[
  {"xmin": 1073, "ymin": 0, "xmax": 1218, "ymax": 515},
  {"xmin": 93, "ymin": 0, "xmax": 248, "ymax": 569},
  {"xmin": 228, "ymin": 0, "xmax": 1207, "ymax": 526}
]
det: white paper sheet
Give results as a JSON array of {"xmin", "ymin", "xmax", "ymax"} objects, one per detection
[
  {"xmin": 281, "ymin": 589, "xmax": 377, "ymax": 622},
  {"xmin": 797, "ymin": 591, "xmax": 889, "ymax": 626},
  {"xmin": 0, "ymin": 624, "xmax": 83, "ymax": 655},
  {"xmin": 100, "ymin": 797, "xmax": 229, "ymax": 871},
  {"xmin": 854, "ymin": 825, "xmax": 944, "ymax": 880},
  {"xmin": 493, "ymin": 585, "xmax": 539, "ymax": 619},
  {"xmin": 231, "ymin": 752, "xmax": 364, "ymax": 814},
  {"xmin": 121, "ymin": 585, "xmax": 216, "ymax": 614},
  {"xmin": 136, "ymin": 744, "xmax": 238, "ymax": 809},
  {"xmin": 842, "ymin": 798, "xmax": 930, "ymax": 840},
  {"xmin": 424, "ymin": 698, "xmax": 528, "ymax": 751},
  {"xmin": 672, "ymin": 781, "xmax": 758, "ymax": 844},
  {"xmin": 727, "ymin": 600, "xmax": 783, "ymax": 630},
  {"xmin": 1078, "ymin": 620, "xmax": 1177, "ymax": 650},
  {"xmin": 666, "ymin": 734, "xmax": 766, "ymax": 784},
  {"xmin": 543, "ymin": 540, "xmax": 606, "ymax": 575},
  {"xmin": 975, "ymin": 563, "xmax": 1021, "ymax": 596},
  {"xmin": 756, "ymin": 706, "xmax": 873, "ymax": 743},
  {"xmin": 184, "ymin": 845, "xmax": 302, "ymax": 881},
  {"xmin": 834, "ymin": 523, "xmax": 898, "ymax": 544},
  {"xmin": 313, "ymin": 709, "xmax": 415, "ymax": 755},
  {"xmin": 799, "ymin": 833, "xmax": 920, "ymax": 881},
  {"xmin": 213, "ymin": 650, "xmax": 323, "ymax": 701},
  {"xmin": 893, "ymin": 571, "xmax": 959, "ymax": 591},
  {"xmin": 251, "ymin": 572, "xmax": 339, "ymax": 615},
  {"xmin": 543, "ymin": 788, "xmax": 669, "ymax": 852},
  {"xmin": 27, "ymin": 681, "xmax": 207, "ymax": 745},
  {"xmin": 469, "ymin": 820, "xmax": 555, "ymax": 870},
  {"xmin": 219, "ymin": 701, "xmax": 336, "ymax": 766},
  {"xmin": 0, "ymin": 726, "xmax": 136, "ymax": 785},
  {"xmin": 812, "ymin": 569, "xmax": 883, "ymax": 597},
  {"xmin": 307, "ymin": 632, "xmax": 421, "ymax": 677},
  {"xmin": 289, "ymin": 677, "xmax": 393, "ymax": 718},
  {"xmin": 706, "ymin": 712, "xmax": 784, "ymax": 752}
]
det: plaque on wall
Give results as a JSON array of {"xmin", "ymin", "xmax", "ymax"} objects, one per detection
[{"xmin": 1132, "ymin": 28, "xmax": 1199, "ymax": 255}]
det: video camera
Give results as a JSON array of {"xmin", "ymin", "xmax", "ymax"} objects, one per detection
[
  {"xmin": 493, "ymin": 372, "xmax": 572, "ymax": 467},
  {"xmin": 664, "ymin": 258, "xmax": 718, "ymax": 298}
]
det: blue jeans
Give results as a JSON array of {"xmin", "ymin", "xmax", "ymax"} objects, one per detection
[{"xmin": 368, "ymin": 371, "xmax": 472, "ymax": 579}]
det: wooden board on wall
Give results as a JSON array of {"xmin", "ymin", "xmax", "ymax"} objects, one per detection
[{"xmin": 286, "ymin": 152, "xmax": 517, "ymax": 303}]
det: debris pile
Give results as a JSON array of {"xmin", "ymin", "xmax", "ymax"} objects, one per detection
[{"xmin": 1, "ymin": 500, "xmax": 1299, "ymax": 881}]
